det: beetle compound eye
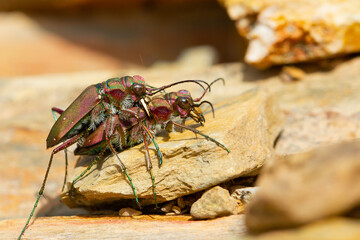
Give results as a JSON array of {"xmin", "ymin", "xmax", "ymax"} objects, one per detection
[
  {"xmin": 177, "ymin": 97, "xmax": 191, "ymax": 109},
  {"xmin": 132, "ymin": 83, "xmax": 146, "ymax": 97}
]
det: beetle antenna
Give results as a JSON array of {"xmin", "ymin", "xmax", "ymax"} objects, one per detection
[
  {"xmin": 193, "ymin": 78, "xmax": 225, "ymax": 102},
  {"xmin": 147, "ymin": 80, "xmax": 209, "ymax": 95}
]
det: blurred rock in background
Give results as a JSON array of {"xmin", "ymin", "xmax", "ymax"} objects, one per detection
[{"xmin": 220, "ymin": 0, "xmax": 360, "ymax": 68}]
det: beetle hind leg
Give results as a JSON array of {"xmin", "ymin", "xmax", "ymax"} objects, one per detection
[
  {"xmin": 51, "ymin": 107, "xmax": 69, "ymax": 194},
  {"xmin": 142, "ymin": 130, "xmax": 158, "ymax": 208},
  {"xmin": 19, "ymin": 133, "xmax": 83, "ymax": 240}
]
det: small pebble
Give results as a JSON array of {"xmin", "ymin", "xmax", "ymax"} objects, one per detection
[
  {"xmin": 119, "ymin": 207, "xmax": 142, "ymax": 217},
  {"xmin": 190, "ymin": 186, "xmax": 238, "ymax": 219},
  {"xmin": 230, "ymin": 186, "xmax": 259, "ymax": 205},
  {"xmin": 172, "ymin": 205, "xmax": 182, "ymax": 214},
  {"xmin": 279, "ymin": 66, "xmax": 305, "ymax": 82},
  {"xmin": 161, "ymin": 200, "xmax": 176, "ymax": 213},
  {"xmin": 165, "ymin": 212, "xmax": 176, "ymax": 216}
]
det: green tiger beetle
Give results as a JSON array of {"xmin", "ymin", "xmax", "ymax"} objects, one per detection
[
  {"xmin": 18, "ymin": 76, "xmax": 225, "ymax": 240},
  {"xmin": 70, "ymin": 78, "xmax": 229, "ymax": 210}
]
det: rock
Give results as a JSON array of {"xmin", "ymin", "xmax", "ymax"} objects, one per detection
[
  {"xmin": 61, "ymin": 89, "xmax": 283, "ymax": 208},
  {"xmin": 275, "ymin": 110, "xmax": 360, "ymax": 155},
  {"xmin": 220, "ymin": 0, "xmax": 360, "ymax": 68},
  {"xmin": 172, "ymin": 206, "xmax": 182, "ymax": 215},
  {"xmin": 190, "ymin": 186, "xmax": 239, "ymax": 219},
  {"xmin": 0, "ymin": 215, "xmax": 247, "ymax": 240},
  {"xmin": 5, "ymin": 58, "xmax": 360, "ymax": 221},
  {"xmin": 245, "ymin": 140, "xmax": 360, "ymax": 233},
  {"xmin": 161, "ymin": 201, "xmax": 176, "ymax": 213},
  {"xmin": 244, "ymin": 217, "xmax": 360, "ymax": 240},
  {"xmin": 279, "ymin": 66, "xmax": 305, "ymax": 82},
  {"xmin": 230, "ymin": 186, "xmax": 259, "ymax": 205},
  {"xmin": 119, "ymin": 207, "xmax": 142, "ymax": 217}
]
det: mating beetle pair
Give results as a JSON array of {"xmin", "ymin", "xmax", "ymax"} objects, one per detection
[{"xmin": 18, "ymin": 76, "xmax": 229, "ymax": 240}]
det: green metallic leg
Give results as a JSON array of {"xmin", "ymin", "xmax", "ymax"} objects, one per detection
[
  {"xmin": 142, "ymin": 130, "xmax": 158, "ymax": 208},
  {"xmin": 18, "ymin": 133, "xmax": 83, "ymax": 240},
  {"xmin": 62, "ymin": 150, "xmax": 68, "ymax": 192},
  {"xmin": 68, "ymin": 154, "xmax": 101, "ymax": 198},
  {"xmin": 138, "ymin": 120, "xmax": 163, "ymax": 167},
  {"xmin": 151, "ymin": 138, "xmax": 162, "ymax": 167},
  {"xmin": 107, "ymin": 140, "xmax": 141, "ymax": 209}
]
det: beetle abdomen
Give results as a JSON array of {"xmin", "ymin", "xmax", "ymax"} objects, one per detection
[{"xmin": 46, "ymin": 84, "xmax": 102, "ymax": 148}]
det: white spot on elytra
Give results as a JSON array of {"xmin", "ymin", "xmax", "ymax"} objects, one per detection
[{"xmin": 63, "ymin": 117, "xmax": 66, "ymax": 120}]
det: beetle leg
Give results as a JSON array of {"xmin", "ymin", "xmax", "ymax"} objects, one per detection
[
  {"xmin": 51, "ymin": 107, "xmax": 64, "ymax": 116},
  {"xmin": 67, "ymin": 148, "xmax": 106, "ymax": 198},
  {"xmin": 62, "ymin": 151, "xmax": 68, "ymax": 192},
  {"xmin": 107, "ymin": 140, "xmax": 141, "ymax": 209},
  {"xmin": 142, "ymin": 130, "xmax": 158, "ymax": 208},
  {"xmin": 179, "ymin": 118, "xmax": 185, "ymax": 132},
  {"xmin": 138, "ymin": 120, "xmax": 163, "ymax": 167},
  {"xmin": 51, "ymin": 107, "xmax": 68, "ymax": 192},
  {"xmin": 96, "ymin": 113, "xmax": 141, "ymax": 208},
  {"xmin": 19, "ymin": 133, "xmax": 83, "ymax": 240},
  {"xmin": 170, "ymin": 121, "xmax": 230, "ymax": 153},
  {"xmin": 122, "ymin": 109, "xmax": 163, "ymax": 167}
]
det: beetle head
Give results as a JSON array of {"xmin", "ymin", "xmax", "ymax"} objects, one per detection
[
  {"xmin": 131, "ymin": 75, "xmax": 147, "ymax": 99},
  {"xmin": 166, "ymin": 90, "xmax": 205, "ymax": 125}
]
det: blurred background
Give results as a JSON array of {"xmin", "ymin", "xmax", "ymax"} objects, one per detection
[{"xmin": 0, "ymin": 0, "xmax": 245, "ymax": 77}]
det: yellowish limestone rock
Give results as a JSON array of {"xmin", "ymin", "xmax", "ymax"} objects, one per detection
[
  {"xmin": 191, "ymin": 186, "xmax": 239, "ymax": 219},
  {"xmin": 220, "ymin": 0, "xmax": 360, "ymax": 68},
  {"xmin": 246, "ymin": 140, "xmax": 360, "ymax": 232},
  {"xmin": 62, "ymin": 89, "xmax": 283, "ymax": 208}
]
